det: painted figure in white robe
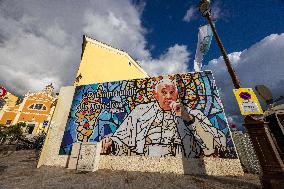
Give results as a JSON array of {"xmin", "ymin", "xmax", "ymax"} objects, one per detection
[{"xmin": 101, "ymin": 78, "xmax": 227, "ymax": 157}]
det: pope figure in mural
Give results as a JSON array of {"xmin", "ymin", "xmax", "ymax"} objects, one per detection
[{"xmin": 101, "ymin": 78, "xmax": 227, "ymax": 157}]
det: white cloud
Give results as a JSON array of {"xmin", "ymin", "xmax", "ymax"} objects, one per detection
[
  {"xmin": 83, "ymin": 0, "xmax": 150, "ymax": 60},
  {"xmin": 183, "ymin": 6, "xmax": 197, "ymax": 22},
  {"xmin": 0, "ymin": 13, "xmax": 77, "ymax": 95},
  {"xmin": 210, "ymin": 1, "xmax": 230, "ymax": 21},
  {"xmin": 204, "ymin": 33, "xmax": 284, "ymax": 128},
  {"xmin": 81, "ymin": 0, "xmax": 191, "ymax": 77},
  {"xmin": 82, "ymin": 0, "xmax": 191, "ymax": 75},
  {"xmin": 0, "ymin": 0, "xmax": 191, "ymax": 96},
  {"xmin": 142, "ymin": 44, "xmax": 190, "ymax": 76},
  {"xmin": 211, "ymin": 1, "xmax": 222, "ymax": 20}
]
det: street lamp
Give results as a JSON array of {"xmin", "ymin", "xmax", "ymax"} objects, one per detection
[
  {"xmin": 198, "ymin": 1, "xmax": 284, "ymax": 188},
  {"xmin": 199, "ymin": 0, "xmax": 241, "ymax": 89},
  {"xmin": 198, "ymin": 0, "xmax": 211, "ymax": 16}
]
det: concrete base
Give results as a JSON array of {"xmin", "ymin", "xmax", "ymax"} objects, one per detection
[{"xmin": 98, "ymin": 155, "xmax": 244, "ymax": 176}]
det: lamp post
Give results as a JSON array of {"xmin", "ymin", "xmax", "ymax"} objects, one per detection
[
  {"xmin": 199, "ymin": 0, "xmax": 241, "ymax": 89},
  {"xmin": 198, "ymin": 0, "xmax": 284, "ymax": 188}
]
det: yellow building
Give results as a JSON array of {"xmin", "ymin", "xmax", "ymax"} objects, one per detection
[
  {"xmin": 74, "ymin": 35, "xmax": 149, "ymax": 86},
  {"xmin": 0, "ymin": 91, "xmax": 18, "ymax": 110},
  {"xmin": 0, "ymin": 89, "xmax": 19, "ymax": 125},
  {"xmin": 0, "ymin": 84, "xmax": 57, "ymax": 134}
]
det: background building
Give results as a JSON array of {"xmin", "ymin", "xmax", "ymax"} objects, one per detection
[
  {"xmin": 0, "ymin": 83, "xmax": 57, "ymax": 134},
  {"xmin": 0, "ymin": 91, "xmax": 18, "ymax": 110}
]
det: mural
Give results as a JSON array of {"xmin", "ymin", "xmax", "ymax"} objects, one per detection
[{"xmin": 60, "ymin": 72, "xmax": 237, "ymax": 158}]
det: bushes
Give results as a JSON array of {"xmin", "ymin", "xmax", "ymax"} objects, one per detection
[
  {"xmin": 6, "ymin": 123, "xmax": 23, "ymax": 137},
  {"xmin": 0, "ymin": 123, "xmax": 25, "ymax": 144}
]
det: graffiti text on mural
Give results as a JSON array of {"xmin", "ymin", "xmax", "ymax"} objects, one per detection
[
  {"xmin": 82, "ymin": 101, "xmax": 123, "ymax": 111},
  {"xmin": 84, "ymin": 88, "xmax": 135, "ymax": 99}
]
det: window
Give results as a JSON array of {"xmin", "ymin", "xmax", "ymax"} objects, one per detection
[
  {"xmin": 6, "ymin": 120, "xmax": 12, "ymax": 125},
  {"xmin": 34, "ymin": 104, "xmax": 43, "ymax": 110},
  {"xmin": 28, "ymin": 103, "xmax": 46, "ymax": 110}
]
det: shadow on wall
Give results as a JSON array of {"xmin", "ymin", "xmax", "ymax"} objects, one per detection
[{"xmin": 182, "ymin": 157, "xmax": 206, "ymax": 175}]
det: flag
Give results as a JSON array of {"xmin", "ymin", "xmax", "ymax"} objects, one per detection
[{"xmin": 194, "ymin": 24, "xmax": 213, "ymax": 72}]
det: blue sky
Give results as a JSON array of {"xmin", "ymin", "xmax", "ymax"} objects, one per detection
[
  {"xmin": 143, "ymin": 0, "xmax": 284, "ymax": 65},
  {"xmin": 140, "ymin": 0, "xmax": 284, "ymax": 129},
  {"xmin": 0, "ymin": 0, "xmax": 283, "ymax": 129}
]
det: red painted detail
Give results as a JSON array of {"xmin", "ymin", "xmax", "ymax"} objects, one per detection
[{"xmin": 0, "ymin": 86, "xmax": 7, "ymax": 97}]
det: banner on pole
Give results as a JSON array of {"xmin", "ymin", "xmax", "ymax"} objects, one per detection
[
  {"xmin": 233, "ymin": 88, "xmax": 263, "ymax": 115},
  {"xmin": 194, "ymin": 24, "xmax": 213, "ymax": 72}
]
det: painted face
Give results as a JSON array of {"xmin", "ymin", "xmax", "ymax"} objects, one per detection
[{"xmin": 154, "ymin": 84, "xmax": 178, "ymax": 111}]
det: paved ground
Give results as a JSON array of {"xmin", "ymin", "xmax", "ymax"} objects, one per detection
[{"xmin": 0, "ymin": 149, "xmax": 261, "ymax": 189}]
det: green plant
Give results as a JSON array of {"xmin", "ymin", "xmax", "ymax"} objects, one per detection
[
  {"xmin": 6, "ymin": 123, "xmax": 23, "ymax": 138},
  {"xmin": 0, "ymin": 124, "xmax": 7, "ymax": 143},
  {"xmin": 0, "ymin": 123, "xmax": 25, "ymax": 144}
]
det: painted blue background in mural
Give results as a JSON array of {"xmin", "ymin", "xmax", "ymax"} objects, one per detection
[{"xmin": 59, "ymin": 81, "xmax": 132, "ymax": 154}]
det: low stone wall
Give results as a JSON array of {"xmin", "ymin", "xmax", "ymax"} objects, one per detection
[
  {"xmin": 99, "ymin": 155, "xmax": 244, "ymax": 176},
  {"xmin": 202, "ymin": 157, "xmax": 244, "ymax": 176}
]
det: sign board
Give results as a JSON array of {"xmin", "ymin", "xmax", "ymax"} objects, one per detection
[
  {"xmin": 233, "ymin": 88, "xmax": 263, "ymax": 115},
  {"xmin": 0, "ymin": 86, "xmax": 7, "ymax": 98},
  {"xmin": 67, "ymin": 142, "xmax": 81, "ymax": 170},
  {"xmin": 76, "ymin": 142, "xmax": 101, "ymax": 172},
  {"xmin": 42, "ymin": 120, "xmax": 49, "ymax": 128}
]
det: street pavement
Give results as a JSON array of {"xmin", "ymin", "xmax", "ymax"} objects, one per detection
[{"xmin": 0, "ymin": 150, "xmax": 261, "ymax": 189}]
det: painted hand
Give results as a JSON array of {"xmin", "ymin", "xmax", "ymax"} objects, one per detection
[
  {"xmin": 170, "ymin": 101, "xmax": 181, "ymax": 116},
  {"xmin": 101, "ymin": 138, "xmax": 113, "ymax": 154},
  {"xmin": 170, "ymin": 102, "xmax": 194, "ymax": 122}
]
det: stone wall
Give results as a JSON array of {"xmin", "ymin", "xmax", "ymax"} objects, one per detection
[
  {"xmin": 99, "ymin": 156, "xmax": 244, "ymax": 176},
  {"xmin": 37, "ymin": 86, "xmax": 75, "ymax": 168}
]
